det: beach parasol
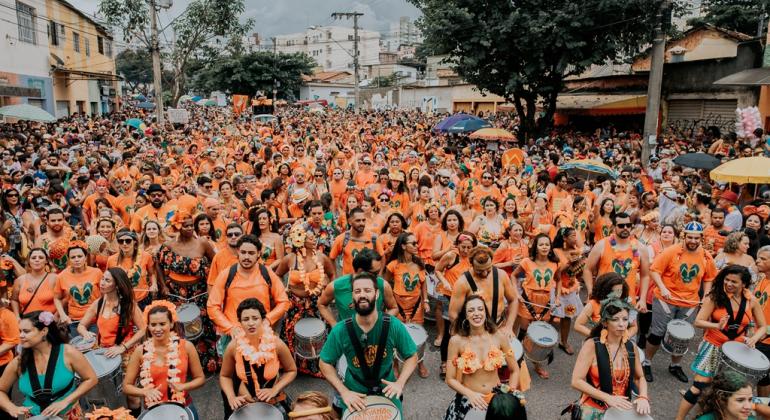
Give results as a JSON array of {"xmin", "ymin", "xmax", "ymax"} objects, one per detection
[
  {"xmin": 0, "ymin": 104, "xmax": 56, "ymax": 122},
  {"xmin": 710, "ymin": 156, "xmax": 770, "ymax": 184},
  {"xmin": 469, "ymin": 128, "xmax": 517, "ymax": 142},
  {"xmin": 125, "ymin": 118, "xmax": 145, "ymax": 130},
  {"xmin": 178, "ymin": 95, "xmax": 193, "ymax": 103},
  {"xmin": 136, "ymin": 101, "xmax": 156, "ymax": 109},
  {"xmin": 432, "ymin": 113, "xmax": 474, "ymax": 132},
  {"xmin": 132, "ymin": 93, "xmax": 147, "ymax": 101},
  {"xmin": 559, "ymin": 159, "xmax": 618, "ymax": 179},
  {"xmin": 672, "ymin": 152, "xmax": 721, "ymax": 170},
  {"xmin": 445, "ymin": 118, "xmax": 492, "ymax": 134}
]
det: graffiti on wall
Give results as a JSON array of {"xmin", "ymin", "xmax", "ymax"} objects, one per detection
[{"xmin": 667, "ymin": 112, "xmax": 734, "ymax": 133}]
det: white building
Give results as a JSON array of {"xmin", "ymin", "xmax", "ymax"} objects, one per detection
[
  {"xmin": 275, "ymin": 26, "xmax": 380, "ymax": 72},
  {"xmin": 382, "ymin": 16, "xmax": 422, "ymax": 57},
  {"xmin": 0, "ymin": 0, "xmax": 55, "ymax": 114}
]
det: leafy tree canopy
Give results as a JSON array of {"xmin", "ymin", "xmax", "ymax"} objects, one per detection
[
  {"xmin": 688, "ymin": 0, "xmax": 768, "ymax": 36},
  {"xmin": 116, "ymin": 49, "xmax": 153, "ymax": 93}
]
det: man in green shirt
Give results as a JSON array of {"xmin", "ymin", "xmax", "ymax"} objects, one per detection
[
  {"xmin": 319, "ymin": 272, "xmax": 418, "ymax": 415},
  {"xmin": 318, "ymin": 248, "xmax": 398, "ymax": 325}
]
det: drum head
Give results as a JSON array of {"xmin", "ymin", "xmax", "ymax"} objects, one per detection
[
  {"xmin": 603, "ymin": 407, "xmax": 653, "ymax": 420},
  {"xmin": 177, "ymin": 304, "xmax": 199, "ymax": 323},
  {"xmin": 509, "ymin": 337, "xmax": 523, "ymax": 361},
  {"xmin": 85, "ymin": 349, "xmax": 122, "ymax": 378},
  {"xmin": 405, "ymin": 324, "xmax": 427, "ymax": 346},
  {"xmin": 342, "ymin": 396, "xmax": 401, "ymax": 420},
  {"xmin": 527, "ymin": 321, "xmax": 558, "ymax": 344},
  {"xmin": 295, "ymin": 318, "xmax": 325, "ymax": 336},
  {"xmin": 464, "ymin": 408, "xmax": 487, "ymax": 420},
  {"xmin": 138, "ymin": 403, "xmax": 193, "ymax": 420},
  {"xmin": 722, "ymin": 341, "xmax": 770, "ymax": 371},
  {"xmin": 70, "ymin": 335, "xmax": 95, "ymax": 352},
  {"xmin": 27, "ymin": 416, "xmax": 62, "ymax": 420},
  {"xmin": 228, "ymin": 402, "xmax": 283, "ymax": 420},
  {"xmin": 666, "ymin": 320, "xmax": 695, "ymax": 340}
]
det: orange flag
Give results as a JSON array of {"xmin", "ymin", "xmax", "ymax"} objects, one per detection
[{"xmin": 232, "ymin": 95, "xmax": 249, "ymax": 115}]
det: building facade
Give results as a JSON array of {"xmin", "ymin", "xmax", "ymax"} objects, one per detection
[
  {"xmin": 0, "ymin": 0, "xmax": 55, "ymax": 114},
  {"xmin": 275, "ymin": 26, "xmax": 380, "ymax": 72}
]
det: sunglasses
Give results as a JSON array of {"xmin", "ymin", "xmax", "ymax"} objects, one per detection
[
  {"xmin": 616, "ymin": 223, "xmax": 633, "ymax": 229},
  {"xmin": 117, "ymin": 238, "xmax": 134, "ymax": 244},
  {"xmin": 380, "ymin": 197, "xmax": 390, "ymax": 202},
  {"xmin": 226, "ymin": 232, "xmax": 241, "ymax": 238},
  {"xmin": 5, "ymin": 193, "xmax": 18, "ymax": 198},
  {"xmin": 405, "ymin": 241, "xmax": 417, "ymax": 246},
  {"xmin": 482, "ymin": 176, "xmax": 493, "ymax": 180}
]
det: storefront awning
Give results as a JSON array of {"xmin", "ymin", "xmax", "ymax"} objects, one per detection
[
  {"xmin": 52, "ymin": 67, "xmax": 123, "ymax": 81},
  {"xmin": 556, "ymin": 94, "xmax": 646, "ymax": 115},
  {"xmin": 713, "ymin": 68, "xmax": 770, "ymax": 86}
]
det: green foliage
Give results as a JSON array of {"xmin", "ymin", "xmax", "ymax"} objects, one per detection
[
  {"xmin": 687, "ymin": 0, "xmax": 768, "ymax": 36},
  {"xmin": 116, "ymin": 49, "xmax": 153, "ymax": 93},
  {"xmin": 189, "ymin": 52, "xmax": 315, "ymax": 101},
  {"xmin": 409, "ymin": 0, "xmax": 665, "ymax": 138},
  {"xmin": 369, "ymin": 73, "xmax": 400, "ymax": 87}
]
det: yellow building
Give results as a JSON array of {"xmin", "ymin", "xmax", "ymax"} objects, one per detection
[{"xmin": 46, "ymin": 0, "xmax": 119, "ymax": 118}]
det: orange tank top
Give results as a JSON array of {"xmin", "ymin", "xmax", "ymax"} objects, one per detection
[
  {"xmin": 703, "ymin": 295, "xmax": 753, "ymax": 347},
  {"xmin": 597, "ymin": 237, "xmax": 641, "ymax": 302},
  {"xmin": 148, "ymin": 338, "xmax": 191, "ymax": 404},
  {"xmin": 440, "ymin": 256, "xmax": 471, "ymax": 296},
  {"xmin": 18, "ymin": 274, "xmax": 56, "ymax": 315},
  {"xmin": 96, "ymin": 299, "xmax": 135, "ymax": 347}
]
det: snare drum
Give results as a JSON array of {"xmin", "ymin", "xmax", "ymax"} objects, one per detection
[
  {"xmin": 662, "ymin": 319, "xmax": 695, "ymax": 356},
  {"xmin": 228, "ymin": 402, "xmax": 284, "ymax": 420},
  {"xmin": 522, "ymin": 321, "xmax": 558, "ymax": 363},
  {"xmin": 70, "ymin": 335, "xmax": 96, "ymax": 353},
  {"xmin": 341, "ymin": 395, "xmax": 401, "ymax": 420},
  {"xmin": 603, "ymin": 407, "xmax": 653, "ymax": 419},
  {"xmin": 177, "ymin": 303, "xmax": 203, "ymax": 340},
  {"xmin": 82, "ymin": 348, "xmax": 123, "ymax": 409},
  {"xmin": 27, "ymin": 416, "xmax": 62, "ymax": 420},
  {"xmin": 502, "ymin": 337, "xmax": 524, "ymax": 367},
  {"xmin": 138, "ymin": 402, "xmax": 194, "ymax": 419},
  {"xmin": 464, "ymin": 408, "xmax": 487, "ymax": 420},
  {"xmin": 719, "ymin": 341, "xmax": 770, "ymax": 384},
  {"xmin": 396, "ymin": 324, "xmax": 427, "ymax": 363},
  {"xmin": 294, "ymin": 317, "xmax": 327, "ymax": 360}
]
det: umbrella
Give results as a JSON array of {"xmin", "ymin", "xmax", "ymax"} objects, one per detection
[
  {"xmin": 132, "ymin": 94, "xmax": 146, "ymax": 101},
  {"xmin": 178, "ymin": 95, "xmax": 193, "ymax": 103},
  {"xmin": 190, "ymin": 96, "xmax": 202, "ymax": 102},
  {"xmin": 432, "ymin": 113, "xmax": 474, "ymax": 132},
  {"xmin": 255, "ymin": 114, "xmax": 277, "ymax": 122},
  {"xmin": 0, "ymin": 104, "xmax": 56, "ymax": 122},
  {"xmin": 125, "ymin": 118, "xmax": 145, "ymax": 130},
  {"xmin": 204, "ymin": 99, "xmax": 217, "ymax": 107},
  {"xmin": 672, "ymin": 152, "xmax": 721, "ymax": 170},
  {"xmin": 446, "ymin": 118, "xmax": 492, "ymax": 134},
  {"xmin": 559, "ymin": 159, "xmax": 618, "ymax": 180},
  {"xmin": 710, "ymin": 156, "xmax": 770, "ymax": 184},
  {"xmin": 469, "ymin": 128, "xmax": 517, "ymax": 142},
  {"xmin": 136, "ymin": 101, "xmax": 155, "ymax": 109},
  {"xmin": 195, "ymin": 99, "xmax": 207, "ymax": 106}
]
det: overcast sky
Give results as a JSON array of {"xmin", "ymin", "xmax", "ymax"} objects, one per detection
[{"xmin": 69, "ymin": 0, "xmax": 422, "ymax": 38}]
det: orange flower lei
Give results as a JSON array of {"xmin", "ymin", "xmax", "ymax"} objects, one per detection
[
  {"xmin": 85, "ymin": 407, "xmax": 136, "ymax": 420},
  {"xmin": 454, "ymin": 349, "xmax": 482, "ymax": 374},
  {"xmin": 483, "ymin": 347, "xmax": 505, "ymax": 371},
  {"xmin": 234, "ymin": 320, "xmax": 277, "ymax": 366},
  {"xmin": 289, "ymin": 224, "xmax": 326, "ymax": 296},
  {"xmin": 140, "ymin": 332, "xmax": 185, "ymax": 407}
]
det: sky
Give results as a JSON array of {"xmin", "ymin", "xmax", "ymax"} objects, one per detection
[{"xmin": 68, "ymin": 0, "xmax": 422, "ymax": 38}]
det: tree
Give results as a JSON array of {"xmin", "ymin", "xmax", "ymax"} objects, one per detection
[
  {"xmin": 98, "ymin": 0, "xmax": 254, "ymax": 105},
  {"xmin": 688, "ymin": 0, "xmax": 769, "ymax": 36},
  {"xmin": 189, "ymin": 51, "xmax": 315, "ymax": 101},
  {"xmin": 409, "ymin": 0, "xmax": 668, "ymax": 139},
  {"xmin": 116, "ymin": 49, "xmax": 153, "ymax": 94}
]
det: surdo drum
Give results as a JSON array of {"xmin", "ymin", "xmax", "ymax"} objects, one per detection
[
  {"xmin": 138, "ymin": 402, "xmax": 194, "ymax": 420},
  {"xmin": 82, "ymin": 349, "xmax": 123, "ymax": 409},
  {"xmin": 177, "ymin": 303, "xmax": 203, "ymax": 340},
  {"xmin": 396, "ymin": 324, "xmax": 428, "ymax": 363},
  {"xmin": 464, "ymin": 408, "xmax": 487, "ymax": 420},
  {"xmin": 294, "ymin": 317, "xmax": 327, "ymax": 360},
  {"xmin": 70, "ymin": 335, "xmax": 96, "ymax": 353},
  {"xmin": 603, "ymin": 408, "xmax": 654, "ymax": 420},
  {"xmin": 341, "ymin": 396, "xmax": 401, "ymax": 420},
  {"xmin": 662, "ymin": 320, "xmax": 695, "ymax": 356},
  {"xmin": 227, "ymin": 402, "xmax": 283, "ymax": 420},
  {"xmin": 719, "ymin": 341, "xmax": 770, "ymax": 385},
  {"xmin": 522, "ymin": 321, "xmax": 558, "ymax": 363},
  {"xmin": 502, "ymin": 337, "xmax": 524, "ymax": 367}
]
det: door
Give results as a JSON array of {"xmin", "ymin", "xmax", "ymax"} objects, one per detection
[
  {"xmin": 666, "ymin": 99, "xmax": 737, "ymax": 134},
  {"xmin": 55, "ymin": 101, "xmax": 70, "ymax": 119}
]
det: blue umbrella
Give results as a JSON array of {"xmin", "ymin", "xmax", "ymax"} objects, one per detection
[
  {"xmin": 136, "ymin": 101, "xmax": 156, "ymax": 109},
  {"xmin": 191, "ymin": 96, "xmax": 202, "ymax": 102},
  {"xmin": 132, "ymin": 94, "xmax": 147, "ymax": 101},
  {"xmin": 125, "ymin": 118, "xmax": 145, "ymax": 130},
  {"xmin": 432, "ymin": 113, "xmax": 474, "ymax": 132},
  {"xmin": 446, "ymin": 118, "xmax": 492, "ymax": 134}
]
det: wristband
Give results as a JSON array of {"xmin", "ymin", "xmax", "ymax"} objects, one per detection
[{"xmin": 636, "ymin": 395, "xmax": 649, "ymax": 401}]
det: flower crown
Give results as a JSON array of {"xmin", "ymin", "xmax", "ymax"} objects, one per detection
[
  {"xmin": 288, "ymin": 223, "xmax": 308, "ymax": 249},
  {"xmin": 85, "ymin": 406, "xmax": 136, "ymax": 420},
  {"xmin": 67, "ymin": 240, "xmax": 89, "ymax": 252},
  {"xmin": 142, "ymin": 300, "xmax": 178, "ymax": 324}
]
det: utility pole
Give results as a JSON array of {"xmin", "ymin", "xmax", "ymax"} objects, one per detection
[
  {"xmin": 149, "ymin": 0, "xmax": 164, "ymax": 125},
  {"xmin": 332, "ymin": 12, "xmax": 363, "ymax": 112},
  {"xmin": 641, "ymin": 0, "xmax": 671, "ymax": 167},
  {"xmin": 272, "ymin": 37, "xmax": 278, "ymax": 115}
]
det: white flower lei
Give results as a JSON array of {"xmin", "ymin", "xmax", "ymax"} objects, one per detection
[{"xmin": 139, "ymin": 332, "xmax": 185, "ymax": 406}]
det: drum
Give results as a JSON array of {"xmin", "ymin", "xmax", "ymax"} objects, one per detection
[
  {"xmin": 396, "ymin": 323, "xmax": 428, "ymax": 363},
  {"xmin": 662, "ymin": 319, "xmax": 695, "ymax": 356},
  {"xmin": 503, "ymin": 337, "xmax": 524, "ymax": 367},
  {"xmin": 604, "ymin": 407, "xmax": 653, "ymax": 419},
  {"xmin": 337, "ymin": 355, "xmax": 348, "ymax": 379},
  {"xmin": 294, "ymin": 317, "xmax": 327, "ymax": 360},
  {"xmin": 719, "ymin": 341, "xmax": 770, "ymax": 384},
  {"xmin": 522, "ymin": 321, "xmax": 558, "ymax": 363},
  {"xmin": 82, "ymin": 348, "xmax": 123, "ymax": 409},
  {"xmin": 138, "ymin": 402, "xmax": 194, "ymax": 419},
  {"xmin": 27, "ymin": 416, "xmax": 62, "ymax": 420},
  {"xmin": 228, "ymin": 402, "xmax": 283, "ymax": 420},
  {"xmin": 70, "ymin": 335, "xmax": 96, "ymax": 353},
  {"xmin": 341, "ymin": 395, "xmax": 401, "ymax": 420},
  {"xmin": 464, "ymin": 408, "xmax": 487, "ymax": 420},
  {"xmin": 177, "ymin": 303, "xmax": 203, "ymax": 340}
]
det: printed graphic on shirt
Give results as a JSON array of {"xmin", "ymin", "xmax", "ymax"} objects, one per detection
[
  {"xmin": 534, "ymin": 268, "xmax": 554, "ymax": 288},
  {"xmin": 352, "ymin": 345, "xmax": 389, "ymax": 368},
  {"xmin": 70, "ymin": 283, "xmax": 94, "ymax": 305},
  {"xmin": 402, "ymin": 273, "xmax": 420, "ymax": 293},
  {"xmin": 612, "ymin": 258, "xmax": 633, "ymax": 278},
  {"xmin": 680, "ymin": 263, "xmax": 700, "ymax": 284}
]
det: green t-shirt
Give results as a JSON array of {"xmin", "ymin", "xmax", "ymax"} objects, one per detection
[
  {"xmin": 332, "ymin": 274, "xmax": 385, "ymax": 321},
  {"xmin": 696, "ymin": 414, "xmax": 756, "ymax": 420},
  {"xmin": 320, "ymin": 313, "xmax": 417, "ymax": 413}
]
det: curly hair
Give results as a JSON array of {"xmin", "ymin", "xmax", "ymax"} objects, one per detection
[
  {"xmin": 697, "ymin": 370, "xmax": 751, "ymax": 420},
  {"xmin": 707, "ymin": 264, "xmax": 751, "ymax": 310},
  {"xmin": 590, "ymin": 272, "xmax": 628, "ymax": 301},
  {"xmin": 722, "ymin": 231, "xmax": 747, "ymax": 254}
]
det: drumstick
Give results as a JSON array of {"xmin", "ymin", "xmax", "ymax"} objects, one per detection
[
  {"xmin": 520, "ymin": 299, "xmax": 552, "ymax": 309},
  {"xmin": 165, "ymin": 292, "xmax": 209, "ymax": 302}
]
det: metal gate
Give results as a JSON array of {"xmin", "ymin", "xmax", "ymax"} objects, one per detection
[{"xmin": 666, "ymin": 99, "xmax": 737, "ymax": 134}]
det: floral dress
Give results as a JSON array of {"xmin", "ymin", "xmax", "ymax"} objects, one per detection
[
  {"xmin": 156, "ymin": 244, "xmax": 218, "ymax": 374},
  {"xmin": 281, "ymin": 262, "xmax": 326, "ymax": 378}
]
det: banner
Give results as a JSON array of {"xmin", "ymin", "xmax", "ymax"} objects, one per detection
[
  {"xmin": 232, "ymin": 95, "xmax": 249, "ymax": 115},
  {"xmin": 166, "ymin": 108, "xmax": 189, "ymax": 124}
]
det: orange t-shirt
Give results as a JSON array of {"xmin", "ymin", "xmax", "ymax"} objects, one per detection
[
  {"xmin": 754, "ymin": 277, "xmax": 770, "ymax": 345},
  {"xmin": 107, "ymin": 252, "xmax": 154, "ymax": 302},
  {"xmin": 493, "ymin": 241, "xmax": 528, "ymax": 276},
  {"xmin": 651, "ymin": 244, "xmax": 717, "ymax": 307},
  {"xmin": 547, "ymin": 188, "xmax": 570, "ymax": 214},
  {"xmin": 329, "ymin": 232, "xmax": 383, "ymax": 276},
  {"xmin": 55, "ymin": 267, "xmax": 102, "ymax": 320},
  {"xmin": 0, "ymin": 308, "xmax": 19, "ymax": 365},
  {"xmin": 703, "ymin": 225, "xmax": 730, "ymax": 256},
  {"xmin": 519, "ymin": 258, "xmax": 559, "ymax": 293},
  {"xmin": 472, "ymin": 185, "xmax": 502, "ymax": 211},
  {"xmin": 439, "ymin": 256, "xmax": 471, "ymax": 297},
  {"xmin": 594, "ymin": 217, "xmax": 613, "ymax": 242},
  {"xmin": 18, "ymin": 275, "xmax": 56, "ymax": 315},
  {"xmin": 207, "ymin": 247, "xmax": 238, "ymax": 287},
  {"xmin": 412, "ymin": 221, "xmax": 442, "ymax": 265}
]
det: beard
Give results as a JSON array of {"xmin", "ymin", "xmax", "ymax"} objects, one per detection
[
  {"xmin": 151, "ymin": 200, "xmax": 163, "ymax": 209},
  {"xmin": 617, "ymin": 230, "xmax": 631, "ymax": 239},
  {"xmin": 686, "ymin": 241, "xmax": 699, "ymax": 251},
  {"xmin": 354, "ymin": 297, "xmax": 376, "ymax": 316}
]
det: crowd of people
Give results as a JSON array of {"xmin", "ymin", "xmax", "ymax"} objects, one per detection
[{"xmin": 0, "ymin": 104, "xmax": 767, "ymax": 420}]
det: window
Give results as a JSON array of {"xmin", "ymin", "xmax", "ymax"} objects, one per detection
[
  {"xmin": 73, "ymin": 32, "xmax": 80, "ymax": 52},
  {"xmin": 347, "ymin": 34, "xmax": 353, "ymax": 41},
  {"xmin": 97, "ymin": 36, "xmax": 104, "ymax": 54},
  {"xmin": 104, "ymin": 39, "xmax": 112, "ymax": 57},
  {"xmin": 49, "ymin": 21, "xmax": 58, "ymax": 46},
  {"xmin": 84, "ymin": 38, "xmax": 90, "ymax": 56},
  {"xmin": 16, "ymin": 1, "xmax": 36, "ymax": 45}
]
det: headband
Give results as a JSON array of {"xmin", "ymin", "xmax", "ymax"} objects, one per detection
[
  {"xmin": 116, "ymin": 230, "xmax": 138, "ymax": 241},
  {"xmin": 142, "ymin": 300, "xmax": 178, "ymax": 324}
]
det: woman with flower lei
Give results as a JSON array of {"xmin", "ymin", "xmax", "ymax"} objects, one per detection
[
  {"xmin": 551, "ymin": 227, "xmax": 586, "ymax": 356},
  {"xmin": 444, "ymin": 294, "xmax": 521, "ymax": 420},
  {"xmin": 107, "ymin": 229, "xmax": 157, "ymax": 310},
  {"xmin": 273, "ymin": 224, "xmax": 334, "ymax": 378},
  {"xmin": 123, "ymin": 301, "xmax": 205, "ymax": 419},
  {"xmin": 220, "ymin": 298, "xmax": 296, "ymax": 419}
]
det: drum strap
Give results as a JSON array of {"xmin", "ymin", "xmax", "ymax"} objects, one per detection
[
  {"xmin": 344, "ymin": 315, "xmax": 391, "ymax": 394},
  {"xmin": 20, "ymin": 273, "xmax": 48, "ymax": 315},
  {"xmin": 396, "ymin": 289, "xmax": 422, "ymax": 322},
  {"xmin": 463, "ymin": 270, "xmax": 500, "ymax": 324},
  {"xmin": 224, "ymin": 263, "xmax": 273, "ymax": 310},
  {"xmin": 25, "ymin": 344, "xmax": 75, "ymax": 411},
  {"xmin": 242, "ymin": 356, "xmax": 276, "ymax": 398},
  {"xmin": 519, "ymin": 288, "xmax": 550, "ymax": 321},
  {"xmin": 590, "ymin": 338, "xmax": 635, "ymax": 407},
  {"xmin": 723, "ymin": 295, "xmax": 748, "ymax": 340}
]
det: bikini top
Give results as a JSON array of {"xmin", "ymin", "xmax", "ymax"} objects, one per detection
[{"xmin": 453, "ymin": 345, "xmax": 512, "ymax": 374}]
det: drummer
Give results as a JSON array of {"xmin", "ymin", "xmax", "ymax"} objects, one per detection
[
  {"xmin": 288, "ymin": 391, "xmax": 337, "ymax": 420},
  {"xmin": 755, "ymin": 246, "xmax": 770, "ymax": 401},
  {"xmin": 574, "ymin": 273, "xmax": 638, "ymax": 339},
  {"xmin": 675, "ymin": 264, "xmax": 767, "ymax": 420},
  {"xmin": 570, "ymin": 298, "xmax": 650, "ymax": 418},
  {"xmin": 0, "ymin": 297, "xmax": 17, "ymax": 420},
  {"xmin": 123, "ymin": 300, "xmax": 205, "ymax": 420},
  {"xmin": 53, "ymin": 241, "xmax": 102, "ymax": 337},
  {"xmin": 642, "ymin": 221, "xmax": 717, "ymax": 384},
  {"xmin": 695, "ymin": 370, "xmax": 770, "ymax": 419},
  {"xmin": 318, "ymin": 272, "xmax": 418, "ymax": 415},
  {"xmin": 76, "ymin": 267, "xmax": 146, "ymax": 415},
  {"xmin": 0, "ymin": 311, "xmax": 98, "ymax": 419},
  {"xmin": 220, "ymin": 298, "xmax": 297, "ymax": 419},
  {"xmin": 444, "ymin": 294, "xmax": 522, "ymax": 419}
]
